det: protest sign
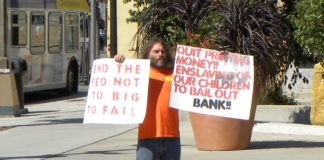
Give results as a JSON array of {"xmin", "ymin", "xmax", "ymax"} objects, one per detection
[
  {"xmin": 83, "ymin": 58, "xmax": 150, "ymax": 124},
  {"xmin": 169, "ymin": 45, "xmax": 254, "ymax": 120}
]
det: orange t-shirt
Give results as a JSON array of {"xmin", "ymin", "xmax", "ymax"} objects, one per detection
[{"xmin": 138, "ymin": 67, "xmax": 180, "ymax": 139}]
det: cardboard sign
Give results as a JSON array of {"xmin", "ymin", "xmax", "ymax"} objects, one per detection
[
  {"xmin": 169, "ymin": 45, "xmax": 254, "ymax": 120},
  {"xmin": 83, "ymin": 58, "xmax": 150, "ymax": 124}
]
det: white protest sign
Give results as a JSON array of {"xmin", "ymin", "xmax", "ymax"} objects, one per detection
[
  {"xmin": 169, "ymin": 45, "xmax": 254, "ymax": 120},
  {"xmin": 83, "ymin": 58, "xmax": 150, "ymax": 124}
]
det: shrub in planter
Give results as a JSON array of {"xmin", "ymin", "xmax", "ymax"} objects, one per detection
[
  {"xmin": 185, "ymin": 0, "xmax": 299, "ymax": 150},
  {"xmin": 124, "ymin": 0, "xmax": 302, "ymax": 150},
  {"xmin": 124, "ymin": 0, "xmax": 217, "ymax": 53}
]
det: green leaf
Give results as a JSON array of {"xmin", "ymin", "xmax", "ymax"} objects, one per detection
[{"xmin": 165, "ymin": 26, "xmax": 173, "ymax": 32}]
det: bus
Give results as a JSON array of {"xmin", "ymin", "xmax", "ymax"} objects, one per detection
[{"xmin": 5, "ymin": 0, "xmax": 91, "ymax": 96}]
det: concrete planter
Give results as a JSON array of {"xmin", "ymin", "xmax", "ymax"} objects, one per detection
[
  {"xmin": 0, "ymin": 69, "xmax": 20, "ymax": 117},
  {"xmin": 189, "ymin": 85, "xmax": 258, "ymax": 151},
  {"xmin": 310, "ymin": 63, "xmax": 324, "ymax": 125}
]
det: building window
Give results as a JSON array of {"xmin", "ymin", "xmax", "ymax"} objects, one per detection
[
  {"xmin": 65, "ymin": 13, "xmax": 79, "ymax": 52},
  {"xmin": 48, "ymin": 13, "xmax": 62, "ymax": 53},
  {"xmin": 11, "ymin": 12, "xmax": 27, "ymax": 47},
  {"xmin": 30, "ymin": 12, "xmax": 45, "ymax": 54}
]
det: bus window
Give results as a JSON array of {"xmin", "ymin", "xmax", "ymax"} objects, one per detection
[
  {"xmin": 65, "ymin": 13, "xmax": 79, "ymax": 52},
  {"xmin": 11, "ymin": 12, "xmax": 27, "ymax": 47},
  {"xmin": 85, "ymin": 16, "xmax": 89, "ymax": 38},
  {"xmin": 30, "ymin": 12, "xmax": 45, "ymax": 54},
  {"xmin": 80, "ymin": 13, "xmax": 84, "ymax": 39},
  {"xmin": 48, "ymin": 13, "xmax": 62, "ymax": 54}
]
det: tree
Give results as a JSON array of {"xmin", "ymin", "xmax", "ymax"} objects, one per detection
[
  {"xmin": 289, "ymin": 0, "xmax": 324, "ymax": 61},
  {"xmin": 123, "ymin": 0, "xmax": 216, "ymax": 55},
  {"xmin": 124, "ymin": 0, "xmax": 305, "ymax": 90}
]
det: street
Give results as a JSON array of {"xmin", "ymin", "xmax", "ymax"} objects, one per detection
[{"xmin": 0, "ymin": 84, "xmax": 324, "ymax": 159}]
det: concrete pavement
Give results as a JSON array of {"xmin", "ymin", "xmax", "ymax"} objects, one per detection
[
  {"xmin": 44, "ymin": 122, "xmax": 324, "ymax": 160},
  {"xmin": 1, "ymin": 89, "xmax": 324, "ymax": 159},
  {"xmin": 0, "ymin": 94, "xmax": 137, "ymax": 159}
]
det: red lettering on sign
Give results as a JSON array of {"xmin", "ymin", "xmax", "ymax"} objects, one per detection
[
  {"xmin": 173, "ymin": 74, "xmax": 196, "ymax": 86},
  {"xmin": 91, "ymin": 77, "xmax": 107, "ymax": 87},
  {"xmin": 123, "ymin": 107, "xmax": 126, "ymax": 115},
  {"xmin": 132, "ymin": 93, "xmax": 139, "ymax": 102},
  {"xmin": 190, "ymin": 87, "xmax": 212, "ymax": 97},
  {"xmin": 87, "ymin": 105, "xmax": 97, "ymax": 114},
  {"xmin": 174, "ymin": 84, "xmax": 187, "ymax": 94},
  {"xmin": 135, "ymin": 65, "xmax": 141, "ymax": 74},
  {"xmin": 92, "ymin": 63, "xmax": 109, "ymax": 74},
  {"xmin": 177, "ymin": 46, "xmax": 202, "ymax": 58},
  {"xmin": 91, "ymin": 91, "xmax": 103, "ymax": 100},
  {"xmin": 113, "ymin": 77, "xmax": 139, "ymax": 87},
  {"xmin": 102, "ymin": 105, "xmax": 136, "ymax": 117},
  {"xmin": 176, "ymin": 55, "xmax": 207, "ymax": 68},
  {"xmin": 111, "ymin": 106, "xmax": 118, "ymax": 115},
  {"xmin": 204, "ymin": 50, "xmax": 223, "ymax": 61},
  {"xmin": 103, "ymin": 105, "xmax": 109, "ymax": 114},
  {"xmin": 112, "ymin": 91, "xmax": 139, "ymax": 102},
  {"xmin": 214, "ymin": 90, "xmax": 239, "ymax": 100},
  {"xmin": 116, "ymin": 64, "xmax": 142, "ymax": 74},
  {"xmin": 113, "ymin": 91, "xmax": 119, "ymax": 101}
]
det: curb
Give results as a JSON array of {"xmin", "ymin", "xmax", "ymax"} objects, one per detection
[
  {"xmin": 179, "ymin": 105, "xmax": 324, "ymax": 136},
  {"xmin": 179, "ymin": 105, "xmax": 312, "ymax": 124},
  {"xmin": 255, "ymin": 105, "xmax": 311, "ymax": 124},
  {"xmin": 253, "ymin": 122, "xmax": 324, "ymax": 136}
]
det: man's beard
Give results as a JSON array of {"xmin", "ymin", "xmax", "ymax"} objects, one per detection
[{"xmin": 150, "ymin": 56, "xmax": 167, "ymax": 68}]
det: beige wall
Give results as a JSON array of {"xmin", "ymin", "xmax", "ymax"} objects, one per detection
[{"xmin": 107, "ymin": 1, "xmax": 138, "ymax": 58}]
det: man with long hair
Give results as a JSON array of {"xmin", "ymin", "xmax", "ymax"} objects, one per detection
[{"xmin": 115, "ymin": 37, "xmax": 180, "ymax": 160}]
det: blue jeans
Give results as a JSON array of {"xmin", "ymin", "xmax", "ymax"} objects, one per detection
[{"xmin": 136, "ymin": 137, "xmax": 181, "ymax": 160}]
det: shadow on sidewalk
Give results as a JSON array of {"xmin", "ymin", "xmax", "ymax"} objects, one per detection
[
  {"xmin": 20, "ymin": 110, "xmax": 60, "ymax": 117},
  {"xmin": 1, "ymin": 118, "xmax": 84, "ymax": 129},
  {"xmin": 0, "ymin": 148, "xmax": 135, "ymax": 160},
  {"xmin": 249, "ymin": 141, "xmax": 324, "ymax": 149},
  {"xmin": 25, "ymin": 91, "xmax": 87, "ymax": 105}
]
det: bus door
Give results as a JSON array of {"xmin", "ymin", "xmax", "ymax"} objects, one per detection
[
  {"xmin": 9, "ymin": 11, "xmax": 29, "ymax": 85},
  {"xmin": 79, "ymin": 13, "xmax": 90, "ymax": 82},
  {"xmin": 48, "ymin": 12, "xmax": 64, "ymax": 82},
  {"xmin": 28, "ymin": 12, "xmax": 48, "ymax": 85}
]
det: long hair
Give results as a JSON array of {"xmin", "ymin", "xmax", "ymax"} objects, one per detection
[{"xmin": 139, "ymin": 37, "xmax": 173, "ymax": 68}]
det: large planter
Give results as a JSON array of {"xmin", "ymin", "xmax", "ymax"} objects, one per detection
[{"xmin": 189, "ymin": 85, "xmax": 258, "ymax": 151}]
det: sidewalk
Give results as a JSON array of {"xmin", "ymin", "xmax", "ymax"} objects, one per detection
[
  {"xmin": 0, "ymin": 95, "xmax": 136, "ymax": 159},
  {"xmin": 1, "ymin": 94, "xmax": 324, "ymax": 160},
  {"xmin": 45, "ymin": 122, "xmax": 324, "ymax": 160}
]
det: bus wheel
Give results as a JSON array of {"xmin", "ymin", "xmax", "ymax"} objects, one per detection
[{"xmin": 64, "ymin": 66, "xmax": 78, "ymax": 95}]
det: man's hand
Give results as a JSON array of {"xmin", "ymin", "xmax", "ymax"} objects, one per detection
[
  {"xmin": 114, "ymin": 54, "xmax": 125, "ymax": 63},
  {"xmin": 219, "ymin": 50, "xmax": 228, "ymax": 55}
]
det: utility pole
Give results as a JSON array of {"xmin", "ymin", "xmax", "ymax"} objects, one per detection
[
  {"xmin": 0, "ymin": 0, "xmax": 7, "ymax": 68},
  {"xmin": 90, "ymin": 0, "xmax": 97, "ymax": 70},
  {"xmin": 109, "ymin": 0, "xmax": 117, "ymax": 57}
]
